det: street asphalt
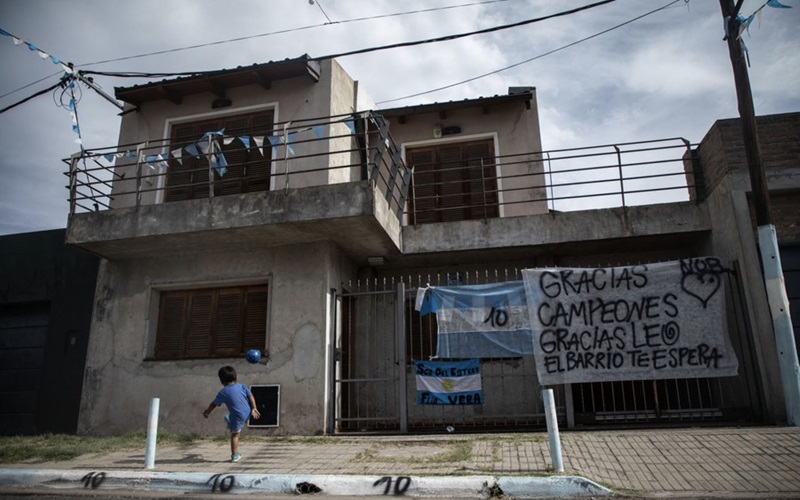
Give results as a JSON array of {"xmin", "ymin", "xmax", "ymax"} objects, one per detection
[{"xmin": 0, "ymin": 426, "xmax": 799, "ymax": 498}]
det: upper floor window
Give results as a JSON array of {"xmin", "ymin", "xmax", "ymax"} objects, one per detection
[
  {"xmin": 407, "ymin": 138, "xmax": 499, "ymax": 224},
  {"xmin": 155, "ymin": 284, "xmax": 268, "ymax": 360},
  {"xmin": 166, "ymin": 111, "xmax": 274, "ymax": 202}
]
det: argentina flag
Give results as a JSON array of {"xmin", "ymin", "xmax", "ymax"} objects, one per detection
[
  {"xmin": 415, "ymin": 281, "xmax": 535, "ymax": 358},
  {"xmin": 414, "ymin": 359, "xmax": 483, "ymax": 405}
]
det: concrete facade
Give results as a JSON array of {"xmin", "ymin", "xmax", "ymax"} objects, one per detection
[
  {"xmin": 79, "ymin": 242, "xmax": 353, "ymax": 435},
  {"xmin": 381, "ymin": 91, "xmax": 548, "ymax": 220},
  {"xmin": 66, "ymin": 55, "xmax": 799, "ymax": 435}
]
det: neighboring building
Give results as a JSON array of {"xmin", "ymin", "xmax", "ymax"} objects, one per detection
[
  {"xmin": 63, "ymin": 55, "xmax": 799, "ymax": 436},
  {"xmin": 0, "ymin": 229, "xmax": 99, "ymax": 435}
]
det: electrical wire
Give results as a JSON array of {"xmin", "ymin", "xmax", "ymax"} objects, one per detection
[
  {"xmin": 0, "ymin": 78, "xmax": 68, "ymax": 114},
  {"xmin": 80, "ymin": 0, "xmax": 615, "ymax": 80},
  {"xmin": 312, "ymin": 0, "xmax": 334, "ymax": 24},
  {"xmin": 76, "ymin": 0, "xmax": 513, "ymax": 67},
  {"xmin": 0, "ymin": 70, "xmax": 63, "ymax": 100},
  {"xmin": 377, "ymin": 0, "xmax": 684, "ymax": 104}
]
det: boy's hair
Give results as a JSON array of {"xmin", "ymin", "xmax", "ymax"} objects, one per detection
[{"xmin": 218, "ymin": 365, "xmax": 237, "ymax": 384}]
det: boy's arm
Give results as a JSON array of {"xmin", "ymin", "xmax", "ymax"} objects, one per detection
[
  {"xmin": 248, "ymin": 394, "xmax": 261, "ymax": 420},
  {"xmin": 202, "ymin": 402, "xmax": 217, "ymax": 418}
]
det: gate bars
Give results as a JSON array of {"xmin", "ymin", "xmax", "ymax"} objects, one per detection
[{"xmin": 330, "ymin": 265, "xmax": 760, "ymax": 434}]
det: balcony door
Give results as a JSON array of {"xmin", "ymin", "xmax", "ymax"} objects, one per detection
[
  {"xmin": 165, "ymin": 111, "xmax": 274, "ymax": 202},
  {"xmin": 408, "ymin": 139, "xmax": 499, "ymax": 224}
]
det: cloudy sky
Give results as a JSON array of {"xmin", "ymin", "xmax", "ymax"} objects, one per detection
[{"xmin": 0, "ymin": 0, "xmax": 797, "ymax": 235}]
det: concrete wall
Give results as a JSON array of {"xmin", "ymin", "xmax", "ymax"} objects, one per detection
[
  {"xmin": 78, "ymin": 242, "xmax": 356, "ymax": 436},
  {"xmin": 692, "ymin": 112, "xmax": 800, "ymax": 423},
  {"xmin": 326, "ymin": 60, "xmax": 360, "ymax": 185},
  {"xmin": 696, "ymin": 112, "xmax": 800, "ymax": 200},
  {"xmin": 384, "ymin": 93, "xmax": 547, "ymax": 221}
]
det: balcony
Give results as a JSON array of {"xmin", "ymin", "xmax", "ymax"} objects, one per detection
[
  {"xmin": 64, "ymin": 109, "xmax": 708, "ymax": 262},
  {"xmin": 64, "ymin": 111, "xmax": 409, "ymax": 261},
  {"xmin": 401, "ymin": 137, "xmax": 710, "ymax": 259}
]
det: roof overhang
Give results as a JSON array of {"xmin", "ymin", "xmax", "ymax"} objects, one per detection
[
  {"xmin": 114, "ymin": 55, "xmax": 321, "ymax": 106},
  {"xmin": 377, "ymin": 90, "xmax": 534, "ymax": 120}
]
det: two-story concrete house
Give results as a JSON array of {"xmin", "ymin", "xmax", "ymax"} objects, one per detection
[{"xmin": 64, "ymin": 55, "xmax": 798, "ymax": 436}]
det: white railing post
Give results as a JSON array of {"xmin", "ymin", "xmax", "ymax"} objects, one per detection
[
  {"xmin": 144, "ymin": 397, "xmax": 160, "ymax": 469},
  {"xmin": 542, "ymin": 388, "xmax": 564, "ymax": 473}
]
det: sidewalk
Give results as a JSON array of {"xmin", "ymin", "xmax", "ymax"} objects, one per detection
[{"xmin": 1, "ymin": 426, "xmax": 799, "ymax": 498}]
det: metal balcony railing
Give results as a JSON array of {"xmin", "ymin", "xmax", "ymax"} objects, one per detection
[
  {"xmin": 64, "ymin": 115, "xmax": 697, "ymax": 227},
  {"xmin": 405, "ymin": 138, "xmax": 698, "ymax": 225},
  {"xmin": 63, "ymin": 111, "xmax": 410, "ymax": 219}
]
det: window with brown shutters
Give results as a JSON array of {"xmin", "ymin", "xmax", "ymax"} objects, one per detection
[
  {"xmin": 165, "ymin": 111, "xmax": 274, "ymax": 202},
  {"xmin": 155, "ymin": 284, "xmax": 268, "ymax": 360},
  {"xmin": 407, "ymin": 139, "xmax": 499, "ymax": 224}
]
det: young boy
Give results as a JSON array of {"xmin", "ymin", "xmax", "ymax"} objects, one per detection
[{"xmin": 203, "ymin": 365, "xmax": 261, "ymax": 462}]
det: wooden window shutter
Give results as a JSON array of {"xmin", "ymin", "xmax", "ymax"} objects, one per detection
[
  {"xmin": 166, "ymin": 111, "xmax": 274, "ymax": 201},
  {"xmin": 155, "ymin": 284, "xmax": 268, "ymax": 360},
  {"xmin": 217, "ymin": 119, "xmax": 248, "ymax": 197},
  {"xmin": 156, "ymin": 292, "xmax": 188, "ymax": 358},
  {"xmin": 406, "ymin": 139, "xmax": 498, "ymax": 224},
  {"xmin": 437, "ymin": 144, "xmax": 470, "ymax": 222},
  {"xmin": 242, "ymin": 286, "xmax": 268, "ymax": 352},
  {"xmin": 185, "ymin": 291, "xmax": 213, "ymax": 357},
  {"xmin": 409, "ymin": 149, "xmax": 437, "ymax": 224},
  {"xmin": 465, "ymin": 141, "xmax": 498, "ymax": 219},
  {"xmin": 165, "ymin": 124, "xmax": 199, "ymax": 202},
  {"xmin": 214, "ymin": 288, "xmax": 243, "ymax": 356},
  {"xmin": 243, "ymin": 114, "xmax": 273, "ymax": 193}
]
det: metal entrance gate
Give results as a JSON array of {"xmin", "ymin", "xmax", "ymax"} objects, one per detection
[
  {"xmin": 332, "ymin": 265, "xmax": 762, "ymax": 434},
  {"xmin": 333, "ymin": 285, "xmax": 406, "ymax": 432},
  {"xmin": 332, "ymin": 273, "xmax": 564, "ymax": 434}
]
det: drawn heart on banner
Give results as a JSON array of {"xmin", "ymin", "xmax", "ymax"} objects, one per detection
[{"xmin": 681, "ymin": 272, "xmax": 721, "ymax": 308}]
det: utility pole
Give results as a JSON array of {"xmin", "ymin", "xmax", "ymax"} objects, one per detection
[{"xmin": 719, "ymin": 0, "xmax": 800, "ymax": 426}]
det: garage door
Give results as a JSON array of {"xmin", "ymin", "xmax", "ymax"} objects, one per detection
[{"xmin": 0, "ymin": 303, "xmax": 49, "ymax": 435}]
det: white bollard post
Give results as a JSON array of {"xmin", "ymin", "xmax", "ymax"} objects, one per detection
[
  {"xmin": 144, "ymin": 397, "xmax": 160, "ymax": 469},
  {"xmin": 542, "ymin": 388, "xmax": 564, "ymax": 473}
]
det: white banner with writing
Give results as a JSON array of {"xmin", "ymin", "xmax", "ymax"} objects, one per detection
[{"xmin": 522, "ymin": 257, "xmax": 739, "ymax": 385}]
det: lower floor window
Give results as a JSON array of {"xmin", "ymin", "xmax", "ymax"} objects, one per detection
[{"xmin": 155, "ymin": 284, "xmax": 268, "ymax": 360}]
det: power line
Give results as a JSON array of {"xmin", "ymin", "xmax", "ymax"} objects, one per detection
[
  {"xmin": 310, "ymin": 0, "xmax": 615, "ymax": 61},
  {"xmin": 76, "ymin": 0, "xmax": 513, "ymax": 67},
  {"xmin": 81, "ymin": 0, "xmax": 616, "ymax": 80},
  {"xmin": 311, "ymin": 0, "xmax": 334, "ymax": 24},
  {"xmin": 0, "ymin": 78, "xmax": 67, "ymax": 114},
  {"xmin": 0, "ymin": 70, "xmax": 62, "ymax": 100},
  {"xmin": 377, "ymin": 0, "xmax": 684, "ymax": 104}
]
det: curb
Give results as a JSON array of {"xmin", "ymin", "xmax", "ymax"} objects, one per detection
[{"xmin": 0, "ymin": 468, "xmax": 613, "ymax": 498}]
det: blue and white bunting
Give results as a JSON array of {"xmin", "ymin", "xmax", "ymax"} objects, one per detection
[
  {"xmin": 767, "ymin": 0, "xmax": 792, "ymax": 8},
  {"xmin": 171, "ymin": 148, "xmax": 183, "ymax": 165},
  {"xmin": 210, "ymin": 152, "xmax": 228, "ymax": 177},
  {"xmin": 252, "ymin": 136, "xmax": 265, "ymax": 156},
  {"xmin": 268, "ymin": 135, "xmax": 279, "ymax": 158},
  {"xmin": 184, "ymin": 143, "xmax": 201, "ymax": 158},
  {"xmin": 414, "ymin": 359, "xmax": 483, "ymax": 405}
]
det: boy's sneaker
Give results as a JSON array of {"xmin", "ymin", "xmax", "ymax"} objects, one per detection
[{"xmin": 231, "ymin": 453, "xmax": 243, "ymax": 463}]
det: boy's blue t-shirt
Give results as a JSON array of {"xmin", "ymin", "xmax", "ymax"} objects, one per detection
[{"xmin": 213, "ymin": 383, "xmax": 253, "ymax": 424}]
